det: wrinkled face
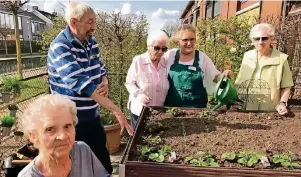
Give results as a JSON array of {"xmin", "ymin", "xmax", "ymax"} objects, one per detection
[
  {"xmin": 177, "ymin": 30, "xmax": 196, "ymax": 55},
  {"xmin": 31, "ymin": 108, "xmax": 75, "ymax": 158},
  {"xmin": 149, "ymin": 39, "xmax": 168, "ymax": 62},
  {"xmin": 71, "ymin": 11, "xmax": 96, "ymax": 41},
  {"xmin": 252, "ymin": 30, "xmax": 272, "ymax": 52}
]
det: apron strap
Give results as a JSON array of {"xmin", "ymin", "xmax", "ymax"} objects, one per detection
[
  {"xmin": 193, "ymin": 50, "xmax": 199, "ymax": 67},
  {"xmin": 174, "ymin": 49, "xmax": 180, "ymax": 64}
]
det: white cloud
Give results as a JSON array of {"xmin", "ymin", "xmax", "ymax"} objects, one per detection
[
  {"xmin": 113, "ymin": 8, "xmax": 120, "ymax": 14},
  {"xmin": 121, "ymin": 2, "xmax": 131, "ymax": 14},
  {"xmin": 135, "ymin": 11, "xmax": 141, "ymax": 16},
  {"xmin": 152, "ymin": 8, "xmax": 180, "ymax": 19}
]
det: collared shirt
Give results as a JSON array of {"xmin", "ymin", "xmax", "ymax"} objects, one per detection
[
  {"xmin": 125, "ymin": 52, "xmax": 169, "ymax": 115},
  {"xmin": 164, "ymin": 48, "xmax": 221, "ymax": 94},
  {"xmin": 47, "ymin": 26, "xmax": 108, "ymax": 121}
]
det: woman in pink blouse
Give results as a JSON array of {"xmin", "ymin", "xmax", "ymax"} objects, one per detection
[{"xmin": 125, "ymin": 30, "xmax": 170, "ymax": 129}]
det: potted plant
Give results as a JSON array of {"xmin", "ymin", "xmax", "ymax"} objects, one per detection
[
  {"xmin": 8, "ymin": 104, "xmax": 18, "ymax": 117},
  {"xmin": 1, "ymin": 75, "xmax": 23, "ymax": 102},
  {"xmin": 1, "ymin": 114, "xmax": 16, "ymax": 136},
  {"xmin": 101, "ymin": 112, "xmax": 121, "ymax": 154}
]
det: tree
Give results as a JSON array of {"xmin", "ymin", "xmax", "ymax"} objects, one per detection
[
  {"xmin": 0, "ymin": 0, "xmax": 30, "ymax": 78},
  {"xmin": 161, "ymin": 19, "xmax": 181, "ymax": 38},
  {"xmin": 0, "ymin": 25, "xmax": 14, "ymax": 55},
  {"xmin": 38, "ymin": 15, "xmax": 66, "ymax": 51},
  {"xmin": 94, "ymin": 11, "xmax": 148, "ymax": 110}
]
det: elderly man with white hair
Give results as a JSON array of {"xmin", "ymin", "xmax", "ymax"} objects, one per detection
[
  {"xmin": 125, "ymin": 30, "xmax": 169, "ymax": 129},
  {"xmin": 18, "ymin": 94, "xmax": 107, "ymax": 177},
  {"xmin": 235, "ymin": 23, "xmax": 294, "ymax": 115},
  {"xmin": 47, "ymin": 2, "xmax": 133, "ymax": 175}
]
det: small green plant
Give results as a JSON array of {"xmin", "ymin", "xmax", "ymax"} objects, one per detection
[
  {"xmin": 199, "ymin": 108, "xmax": 212, "ymax": 118},
  {"xmin": 166, "ymin": 108, "xmax": 184, "ymax": 117},
  {"xmin": 1, "ymin": 114, "xmax": 16, "ymax": 127},
  {"xmin": 237, "ymin": 152, "xmax": 264, "ymax": 167},
  {"xmin": 149, "ymin": 146, "xmax": 172, "ymax": 163},
  {"xmin": 184, "ymin": 151, "xmax": 219, "ymax": 167},
  {"xmin": 101, "ymin": 112, "xmax": 117, "ymax": 125},
  {"xmin": 140, "ymin": 146, "xmax": 153, "ymax": 156},
  {"xmin": 221, "ymin": 152, "xmax": 236, "ymax": 161},
  {"xmin": 145, "ymin": 121, "xmax": 165, "ymax": 133},
  {"xmin": 1, "ymin": 75, "xmax": 24, "ymax": 94},
  {"xmin": 142, "ymin": 135, "xmax": 162, "ymax": 146},
  {"xmin": 272, "ymin": 152, "xmax": 301, "ymax": 169}
]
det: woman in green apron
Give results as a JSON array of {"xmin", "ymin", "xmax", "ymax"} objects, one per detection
[{"xmin": 164, "ymin": 24, "xmax": 233, "ymax": 108}]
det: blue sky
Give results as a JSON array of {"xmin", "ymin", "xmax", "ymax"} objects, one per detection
[{"xmin": 28, "ymin": 0, "xmax": 188, "ymax": 33}]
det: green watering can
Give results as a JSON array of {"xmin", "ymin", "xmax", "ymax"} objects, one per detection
[{"xmin": 212, "ymin": 74, "xmax": 243, "ymax": 111}]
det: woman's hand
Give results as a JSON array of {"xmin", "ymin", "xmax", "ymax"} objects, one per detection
[
  {"xmin": 223, "ymin": 70, "xmax": 233, "ymax": 78},
  {"xmin": 276, "ymin": 103, "xmax": 288, "ymax": 115},
  {"xmin": 138, "ymin": 94, "xmax": 152, "ymax": 105}
]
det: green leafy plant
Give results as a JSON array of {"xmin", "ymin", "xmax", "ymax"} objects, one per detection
[
  {"xmin": 272, "ymin": 152, "xmax": 301, "ymax": 169},
  {"xmin": 166, "ymin": 108, "xmax": 184, "ymax": 117},
  {"xmin": 221, "ymin": 152, "xmax": 236, "ymax": 161},
  {"xmin": 1, "ymin": 75, "xmax": 24, "ymax": 94},
  {"xmin": 199, "ymin": 108, "xmax": 213, "ymax": 119},
  {"xmin": 149, "ymin": 146, "xmax": 172, "ymax": 163},
  {"xmin": 145, "ymin": 121, "xmax": 165, "ymax": 133},
  {"xmin": 140, "ymin": 146, "xmax": 172, "ymax": 163},
  {"xmin": 237, "ymin": 152, "xmax": 264, "ymax": 167},
  {"xmin": 101, "ymin": 112, "xmax": 118, "ymax": 126},
  {"xmin": 142, "ymin": 135, "xmax": 162, "ymax": 146},
  {"xmin": 1, "ymin": 114, "xmax": 16, "ymax": 127},
  {"xmin": 185, "ymin": 151, "xmax": 219, "ymax": 167}
]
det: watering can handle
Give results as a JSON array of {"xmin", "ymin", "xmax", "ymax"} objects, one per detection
[{"xmin": 215, "ymin": 74, "xmax": 226, "ymax": 96}]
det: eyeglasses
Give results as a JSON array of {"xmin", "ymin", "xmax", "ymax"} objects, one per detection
[
  {"xmin": 253, "ymin": 37, "xmax": 270, "ymax": 42},
  {"xmin": 180, "ymin": 38, "xmax": 196, "ymax": 43},
  {"xmin": 153, "ymin": 46, "xmax": 168, "ymax": 52}
]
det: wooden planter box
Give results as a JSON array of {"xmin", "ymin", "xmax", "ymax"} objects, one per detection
[{"xmin": 119, "ymin": 106, "xmax": 301, "ymax": 177}]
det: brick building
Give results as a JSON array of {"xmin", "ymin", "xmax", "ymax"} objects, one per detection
[{"xmin": 181, "ymin": 0, "xmax": 301, "ymax": 25}]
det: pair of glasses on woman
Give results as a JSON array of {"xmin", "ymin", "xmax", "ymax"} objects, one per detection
[
  {"xmin": 153, "ymin": 46, "xmax": 168, "ymax": 52},
  {"xmin": 253, "ymin": 36, "xmax": 270, "ymax": 41}
]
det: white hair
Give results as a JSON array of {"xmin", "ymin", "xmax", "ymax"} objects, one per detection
[
  {"xmin": 147, "ymin": 30, "xmax": 169, "ymax": 46},
  {"xmin": 21, "ymin": 94, "xmax": 78, "ymax": 139},
  {"xmin": 250, "ymin": 23, "xmax": 275, "ymax": 40},
  {"xmin": 64, "ymin": 2, "xmax": 95, "ymax": 25}
]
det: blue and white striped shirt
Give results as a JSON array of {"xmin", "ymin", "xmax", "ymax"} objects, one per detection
[{"xmin": 47, "ymin": 26, "xmax": 108, "ymax": 121}]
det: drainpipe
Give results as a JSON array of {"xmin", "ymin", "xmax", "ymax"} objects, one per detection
[
  {"xmin": 279, "ymin": 0, "xmax": 287, "ymax": 50},
  {"xmin": 259, "ymin": 0, "xmax": 263, "ymax": 21},
  {"xmin": 227, "ymin": 0, "xmax": 229, "ymax": 19}
]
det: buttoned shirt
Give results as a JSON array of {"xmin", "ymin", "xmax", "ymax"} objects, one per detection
[{"xmin": 125, "ymin": 52, "xmax": 169, "ymax": 115}]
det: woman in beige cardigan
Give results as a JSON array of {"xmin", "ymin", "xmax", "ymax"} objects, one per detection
[{"xmin": 235, "ymin": 23, "xmax": 294, "ymax": 115}]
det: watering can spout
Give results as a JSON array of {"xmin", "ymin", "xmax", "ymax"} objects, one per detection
[{"xmin": 212, "ymin": 102, "xmax": 223, "ymax": 111}]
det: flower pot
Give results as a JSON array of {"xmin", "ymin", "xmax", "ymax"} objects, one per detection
[
  {"xmin": 104, "ymin": 123, "xmax": 121, "ymax": 154},
  {"xmin": 2, "ymin": 126, "xmax": 12, "ymax": 136},
  {"xmin": 1, "ymin": 92, "xmax": 11, "ymax": 103},
  {"xmin": 14, "ymin": 131, "xmax": 24, "ymax": 142}
]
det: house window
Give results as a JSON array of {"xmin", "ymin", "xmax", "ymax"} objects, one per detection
[
  {"xmin": 213, "ymin": 1, "xmax": 222, "ymax": 16},
  {"xmin": 18, "ymin": 17, "xmax": 22, "ymax": 30},
  {"xmin": 9, "ymin": 15, "xmax": 14, "ymax": 29},
  {"xmin": 5, "ymin": 14, "xmax": 10, "ymax": 28},
  {"xmin": 0, "ymin": 13, "xmax": 5, "ymax": 26},
  {"xmin": 206, "ymin": 0, "xmax": 221, "ymax": 19},
  {"xmin": 206, "ymin": 1, "xmax": 213, "ymax": 19}
]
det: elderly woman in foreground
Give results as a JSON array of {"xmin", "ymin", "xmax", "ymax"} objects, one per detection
[
  {"xmin": 125, "ymin": 30, "xmax": 170, "ymax": 129},
  {"xmin": 235, "ymin": 23, "xmax": 294, "ymax": 115},
  {"xmin": 18, "ymin": 94, "xmax": 107, "ymax": 177}
]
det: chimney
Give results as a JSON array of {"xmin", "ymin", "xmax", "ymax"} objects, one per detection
[{"xmin": 32, "ymin": 6, "xmax": 38, "ymax": 10}]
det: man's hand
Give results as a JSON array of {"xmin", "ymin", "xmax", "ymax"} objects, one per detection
[
  {"xmin": 276, "ymin": 103, "xmax": 288, "ymax": 115},
  {"xmin": 96, "ymin": 82, "xmax": 109, "ymax": 97},
  {"xmin": 223, "ymin": 70, "xmax": 233, "ymax": 78},
  {"xmin": 114, "ymin": 111, "xmax": 134, "ymax": 136}
]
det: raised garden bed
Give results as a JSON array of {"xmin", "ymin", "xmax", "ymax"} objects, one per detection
[{"xmin": 120, "ymin": 107, "xmax": 301, "ymax": 177}]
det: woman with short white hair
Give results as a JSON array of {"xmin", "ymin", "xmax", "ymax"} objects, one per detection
[
  {"xmin": 235, "ymin": 23, "xmax": 294, "ymax": 115},
  {"xmin": 18, "ymin": 94, "xmax": 108, "ymax": 177},
  {"xmin": 125, "ymin": 30, "xmax": 169, "ymax": 129}
]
